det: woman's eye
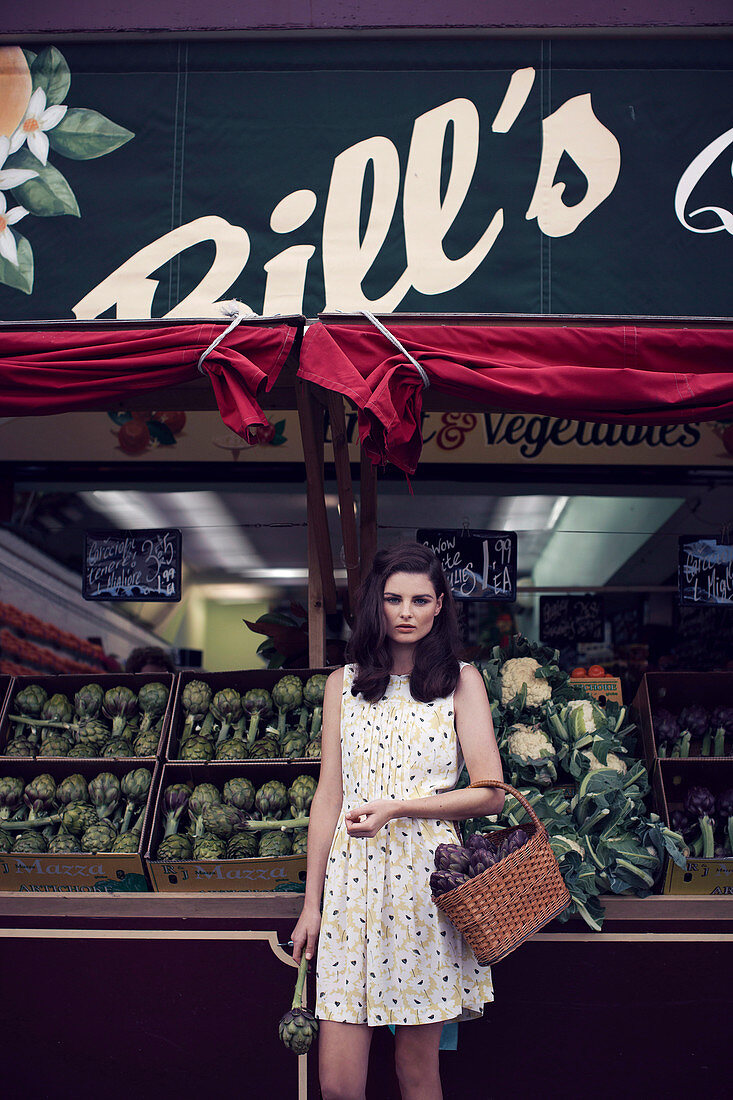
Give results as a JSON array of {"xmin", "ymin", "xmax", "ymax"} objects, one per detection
[{"xmin": 414, "ymin": 598, "xmax": 427, "ymax": 605}]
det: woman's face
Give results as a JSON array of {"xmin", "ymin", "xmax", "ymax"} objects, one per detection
[{"xmin": 382, "ymin": 571, "xmax": 443, "ymax": 646}]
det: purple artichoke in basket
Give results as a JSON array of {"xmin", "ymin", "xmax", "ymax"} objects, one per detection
[
  {"xmin": 430, "ymin": 869, "xmax": 470, "ymax": 896},
  {"xmin": 466, "ymin": 832, "xmax": 495, "ymax": 852},
  {"xmin": 669, "ymin": 809, "xmax": 695, "ymax": 842},
  {"xmin": 711, "ymin": 706, "xmax": 733, "ymax": 757},
  {"xmin": 678, "ymin": 705, "xmax": 709, "ymax": 757},
  {"xmin": 684, "ymin": 786, "xmax": 716, "ymax": 858},
  {"xmin": 433, "ymin": 843, "xmax": 471, "ymax": 875},
  {"xmin": 496, "ymin": 829, "xmax": 529, "ymax": 862},
  {"xmin": 468, "ymin": 847, "xmax": 498, "ymax": 877},
  {"xmin": 652, "ymin": 709, "xmax": 680, "ymax": 757}
]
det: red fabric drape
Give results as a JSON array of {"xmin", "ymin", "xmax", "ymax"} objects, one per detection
[
  {"xmin": 0, "ymin": 323, "xmax": 298, "ymax": 436},
  {"xmin": 299, "ymin": 323, "xmax": 733, "ymax": 473}
]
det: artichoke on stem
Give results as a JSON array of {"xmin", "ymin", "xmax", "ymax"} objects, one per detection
[
  {"xmin": 278, "ymin": 955, "xmax": 319, "ymax": 1055},
  {"xmin": 211, "ymin": 689, "xmax": 244, "ymax": 746},
  {"xmin": 163, "ymin": 784, "xmax": 191, "ymax": 836},
  {"xmin": 243, "ymin": 689, "xmax": 274, "ymax": 746},
  {"xmin": 180, "ymin": 680, "xmax": 213, "ymax": 742},
  {"xmin": 684, "ymin": 786, "xmax": 716, "ymax": 857},
  {"xmin": 303, "ymin": 674, "xmax": 328, "ymax": 739},
  {"xmin": 120, "ymin": 768, "xmax": 152, "ymax": 833},
  {"xmin": 74, "ymin": 683, "xmax": 104, "ymax": 722},
  {"xmin": 103, "ymin": 687, "xmax": 139, "ymax": 739},
  {"xmin": 0, "ymin": 776, "xmax": 24, "ymax": 820},
  {"xmin": 88, "ymin": 772, "xmax": 121, "ymax": 820},
  {"xmin": 272, "ymin": 676, "xmax": 303, "ymax": 738},
  {"xmin": 137, "ymin": 682, "xmax": 169, "ymax": 733}
]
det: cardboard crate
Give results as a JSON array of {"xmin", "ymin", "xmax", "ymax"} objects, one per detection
[
  {"xmin": 653, "ymin": 759, "xmax": 733, "ymax": 895},
  {"xmin": 0, "ymin": 672, "xmax": 176, "ymax": 763},
  {"xmin": 166, "ymin": 667, "xmax": 332, "ymax": 764},
  {"xmin": 146, "ymin": 760, "xmax": 319, "ymax": 893},
  {"xmin": 0, "ymin": 757, "xmax": 160, "ymax": 892},
  {"xmin": 0, "ymin": 676, "xmax": 10, "ymax": 724},
  {"xmin": 567, "ymin": 676, "xmax": 623, "ymax": 706},
  {"xmin": 633, "ymin": 672, "xmax": 733, "ymax": 769}
]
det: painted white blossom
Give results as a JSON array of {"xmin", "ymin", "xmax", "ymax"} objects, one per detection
[
  {"xmin": 0, "ymin": 136, "xmax": 39, "ymax": 191},
  {"xmin": 0, "ymin": 191, "xmax": 29, "ymax": 266},
  {"xmin": 9, "ymin": 87, "xmax": 67, "ymax": 166}
]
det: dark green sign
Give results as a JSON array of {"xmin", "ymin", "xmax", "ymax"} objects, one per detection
[{"xmin": 0, "ymin": 38, "xmax": 731, "ymax": 320}]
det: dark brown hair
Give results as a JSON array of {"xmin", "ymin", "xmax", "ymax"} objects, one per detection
[
  {"xmin": 124, "ymin": 645, "xmax": 176, "ymax": 674},
  {"xmin": 346, "ymin": 543, "xmax": 461, "ymax": 703}
]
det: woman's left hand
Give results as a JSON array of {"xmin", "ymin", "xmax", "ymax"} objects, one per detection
[{"xmin": 344, "ymin": 799, "xmax": 397, "ymax": 838}]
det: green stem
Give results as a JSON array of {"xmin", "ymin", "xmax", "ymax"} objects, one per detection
[
  {"xmin": 310, "ymin": 707, "xmax": 323, "ymax": 739},
  {"xmin": 678, "ymin": 732, "xmax": 691, "ymax": 758},
  {"xmin": 243, "ymin": 816, "xmax": 310, "ymax": 832},
  {"xmin": 613, "ymin": 708, "xmax": 627, "ymax": 734},
  {"xmin": 701, "ymin": 731, "xmax": 712, "ymax": 756},
  {"xmin": 700, "ymin": 815, "xmax": 715, "ymax": 859},
  {"xmin": 247, "ymin": 712, "xmax": 261, "ymax": 746},
  {"xmin": 291, "ymin": 954, "xmax": 308, "ymax": 1010},
  {"xmin": 578, "ymin": 807, "xmax": 610, "ymax": 835},
  {"xmin": 714, "ymin": 727, "xmax": 726, "ymax": 757},
  {"xmin": 573, "ymin": 898, "xmax": 604, "ymax": 932},
  {"xmin": 616, "ymin": 857, "xmax": 654, "ymax": 888}
]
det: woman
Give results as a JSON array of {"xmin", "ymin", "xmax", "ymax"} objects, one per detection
[{"xmin": 291, "ymin": 543, "xmax": 504, "ymax": 1100}]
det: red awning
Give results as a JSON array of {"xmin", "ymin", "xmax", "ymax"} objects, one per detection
[
  {"xmin": 299, "ymin": 321, "xmax": 733, "ymax": 473},
  {"xmin": 0, "ymin": 322, "xmax": 299, "ymax": 437}
]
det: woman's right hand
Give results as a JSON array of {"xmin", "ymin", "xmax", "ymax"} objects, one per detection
[{"xmin": 291, "ymin": 903, "xmax": 321, "ymax": 964}]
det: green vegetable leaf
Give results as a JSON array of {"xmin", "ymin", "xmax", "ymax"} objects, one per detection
[
  {"xmin": 48, "ymin": 108, "xmax": 134, "ymax": 161},
  {"xmin": 0, "ymin": 232, "xmax": 34, "ymax": 295},
  {"xmin": 30, "ymin": 46, "xmax": 71, "ymax": 105},
  {"xmin": 107, "ymin": 411, "xmax": 133, "ymax": 425},
  {"xmin": 273, "ymin": 419, "xmax": 286, "ymax": 434},
  {"xmin": 146, "ymin": 420, "xmax": 176, "ymax": 446},
  {"xmin": 9, "ymin": 149, "xmax": 80, "ymax": 217}
]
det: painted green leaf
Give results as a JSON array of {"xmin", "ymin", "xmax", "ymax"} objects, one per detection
[
  {"xmin": 48, "ymin": 108, "xmax": 135, "ymax": 161},
  {"xmin": 274, "ymin": 419, "xmax": 286, "ymax": 433},
  {"xmin": 30, "ymin": 46, "xmax": 71, "ymax": 105},
  {"xmin": 0, "ymin": 232, "xmax": 34, "ymax": 295},
  {"xmin": 107, "ymin": 411, "xmax": 133, "ymax": 426},
  {"xmin": 146, "ymin": 420, "xmax": 176, "ymax": 446},
  {"xmin": 21, "ymin": 49, "xmax": 38, "ymax": 68},
  {"xmin": 9, "ymin": 148, "xmax": 80, "ymax": 217}
]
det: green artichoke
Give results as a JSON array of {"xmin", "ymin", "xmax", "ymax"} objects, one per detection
[
  {"xmin": 60, "ymin": 801, "xmax": 99, "ymax": 837},
  {"xmin": 162, "ymin": 784, "xmax": 191, "ymax": 836},
  {"xmin": 303, "ymin": 674, "xmax": 328, "ymax": 738},
  {"xmin": 201, "ymin": 802, "xmax": 249, "ymax": 840},
  {"xmin": 68, "ymin": 741, "xmax": 98, "ymax": 758},
  {"xmin": 193, "ymin": 833, "xmax": 227, "ymax": 859},
  {"xmin": 81, "ymin": 821, "xmax": 118, "ymax": 853},
  {"xmin": 0, "ymin": 776, "xmax": 24, "ymax": 820},
  {"xmin": 56, "ymin": 774, "xmax": 88, "ymax": 806},
  {"xmin": 41, "ymin": 693, "xmax": 73, "ymax": 726},
  {"xmin": 88, "ymin": 772, "xmax": 121, "ymax": 820},
  {"xmin": 5, "ymin": 738, "xmax": 35, "ymax": 757},
  {"xmin": 48, "ymin": 833, "xmax": 83, "ymax": 854},
  {"xmin": 248, "ymin": 737, "xmax": 281, "ymax": 760},
  {"xmin": 291, "ymin": 828, "xmax": 308, "ymax": 856},
  {"xmin": 279, "ymin": 956, "xmax": 319, "ymax": 1055},
  {"xmin": 137, "ymin": 681, "xmax": 169, "ymax": 732},
  {"xmin": 0, "ymin": 829, "xmax": 12, "ymax": 853},
  {"xmin": 38, "ymin": 733, "xmax": 72, "ymax": 756},
  {"xmin": 304, "ymin": 739, "xmax": 322, "ymax": 760},
  {"xmin": 24, "ymin": 773, "xmax": 56, "ymax": 820},
  {"xmin": 288, "ymin": 775, "xmax": 317, "ymax": 817},
  {"xmin": 255, "ymin": 780, "xmax": 289, "ymax": 820},
  {"xmin": 226, "ymin": 832, "xmax": 259, "ymax": 859},
  {"xmin": 102, "ymin": 739, "xmax": 133, "ymax": 759},
  {"xmin": 111, "ymin": 833, "xmax": 140, "ymax": 854},
  {"xmin": 180, "ymin": 736, "xmax": 215, "ymax": 762},
  {"xmin": 156, "ymin": 834, "xmax": 193, "ymax": 860},
  {"xmin": 214, "ymin": 739, "xmax": 250, "ymax": 761},
  {"xmin": 181, "ymin": 680, "xmax": 213, "ymax": 741},
  {"xmin": 120, "ymin": 768, "xmax": 152, "ymax": 833},
  {"xmin": 103, "ymin": 686, "xmax": 138, "ymax": 738},
  {"xmin": 222, "ymin": 777, "xmax": 256, "ymax": 813},
  {"xmin": 12, "ymin": 830, "xmax": 47, "ymax": 853},
  {"xmin": 280, "ymin": 732, "xmax": 308, "ymax": 759},
  {"xmin": 211, "ymin": 688, "xmax": 244, "ymax": 746},
  {"xmin": 74, "ymin": 683, "xmax": 104, "ymax": 721},
  {"xmin": 75, "ymin": 718, "xmax": 110, "ymax": 752},
  {"xmin": 187, "ymin": 783, "xmax": 222, "ymax": 838},
  {"xmin": 15, "ymin": 684, "xmax": 48, "ymax": 717},
  {"xmin": 132, "ymin": 729, "xmax": 160, "ymax": 757},
  {"xmin": 243, "ymin": 688, "xmax": 274, "ymax": 745},
  {"xmin": 259, "ymin": 829, "xmax": 293, "ymax": 857},
  {"xmin": 272, "ymin": 676, "xmax": 304, "ymax": 737}
]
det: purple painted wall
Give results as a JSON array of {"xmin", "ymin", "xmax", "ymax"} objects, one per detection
[{"xmin": 4, "ymin": 0, "xmax": 732, "ymax": 35}]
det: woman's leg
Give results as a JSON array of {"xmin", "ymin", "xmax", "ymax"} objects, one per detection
[
  {"xmin": 318, "ymin": 1019, "xmax": 374, "ymax": 1100},
  {"xmin": 393, "ymin": 1021, "xmax": 444, "ymax": 1100}
]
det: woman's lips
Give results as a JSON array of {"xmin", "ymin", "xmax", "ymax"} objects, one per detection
[{"xmin": 396, "ymin": 626, "xmax": 415, "ymax": 631}]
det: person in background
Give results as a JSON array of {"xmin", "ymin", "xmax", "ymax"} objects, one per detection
[{"xmin": 124, "ymin": 645, "xmax": 177, "ymax": 675}]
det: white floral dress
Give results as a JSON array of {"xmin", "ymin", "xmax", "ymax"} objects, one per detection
[{"xmin": 315, "ymin": 663, "xmax": 494, "ymax": 1026}]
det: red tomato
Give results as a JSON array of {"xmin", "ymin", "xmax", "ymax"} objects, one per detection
[
  {"xmin": 118, "ymin": 420, "xmax": 150, "ymax": 455},
  {"xmin": 151, "ymin": 410, "xmax": 187, "ymax": 434},
  {"xmin": 570, "ymin": 667, "xmax": 587, "ymax": 678},
  {"xmin": 587, "ymin": 664, "xmax": 606, "ymax": 677}
]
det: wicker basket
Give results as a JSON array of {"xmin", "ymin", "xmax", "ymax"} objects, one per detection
[{"xmin": 433, "ymin": 779, "xmax": 571, "ymax": 965}]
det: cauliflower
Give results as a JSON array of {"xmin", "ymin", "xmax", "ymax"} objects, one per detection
[
  {"xmin": 581, "ymin": 749, "xmax": 627, "ymax": 775},
  {"xmin": 564, "ymin": 698, "xmax": 608, "ymax": 738},
  {"xmin": 506, "ymin": 723, "xmax": 555, "ymax": 762},
  {"xmin": 500, "ymin": 657, "xmax": 552, "ymax": 707}
]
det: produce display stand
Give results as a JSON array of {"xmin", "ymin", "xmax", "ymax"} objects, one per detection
[{"xmin": 1, "ymin": 313, "xmax": 732, "ymax": 1097}]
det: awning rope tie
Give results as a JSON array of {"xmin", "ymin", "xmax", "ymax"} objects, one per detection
[
  {"xmin": 360, "ymin": 309, "xmax": 431, "ymax": 390},
  {"xmin": 197, "ymin": 301, "xmax": 252, "ymax": 375}
]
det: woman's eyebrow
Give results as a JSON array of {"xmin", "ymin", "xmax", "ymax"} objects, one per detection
[{"xmin": 383, "ymin": 591, "xmax": 433, "ymax": 598}]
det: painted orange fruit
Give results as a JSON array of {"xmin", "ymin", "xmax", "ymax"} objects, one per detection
[{"xmin": 0, "ymin": 47, "xmax": 32, "ymax": 139}]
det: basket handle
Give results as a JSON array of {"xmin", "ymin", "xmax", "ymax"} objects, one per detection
[{"xmin": 468, "ymin": 778, "xmax": 544, "ymax": 832}]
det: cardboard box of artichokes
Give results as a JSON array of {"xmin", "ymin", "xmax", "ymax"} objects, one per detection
[{"xmin": 147, "ymin": 668, "xmax": 329, "ymax": 893}]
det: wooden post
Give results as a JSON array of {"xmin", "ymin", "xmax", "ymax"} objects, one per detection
[
  {"xmin": 296, "ymin": 379, "xmax": 336, "ymax": 665},
  {"xmin": 359, "ymin": 449, "xmax": 378, "ymax": 580},
  {"xmin": 324, "ymin": 390, "xmax": 361, "ymax": 616}
]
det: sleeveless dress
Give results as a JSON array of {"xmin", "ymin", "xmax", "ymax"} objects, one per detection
[{"xmin": 315, "ymin": 663, "xmax": 494, "ymax": 1026}]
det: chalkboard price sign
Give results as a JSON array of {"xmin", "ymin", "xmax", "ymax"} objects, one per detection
[
  {"xmin": 540, "ymin": 595, "xmax": 605, "ymax": 645},
  {"xmin": 678, "ymin": 537, "xmax": 733, "ymax": 607},
  {"xmin": 83, "ymin": 529, "xmax": 182, "ymax": 602},
  {"xmin": 416, "ymin": 529, "xmax": 517, "ymax": 601}
]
